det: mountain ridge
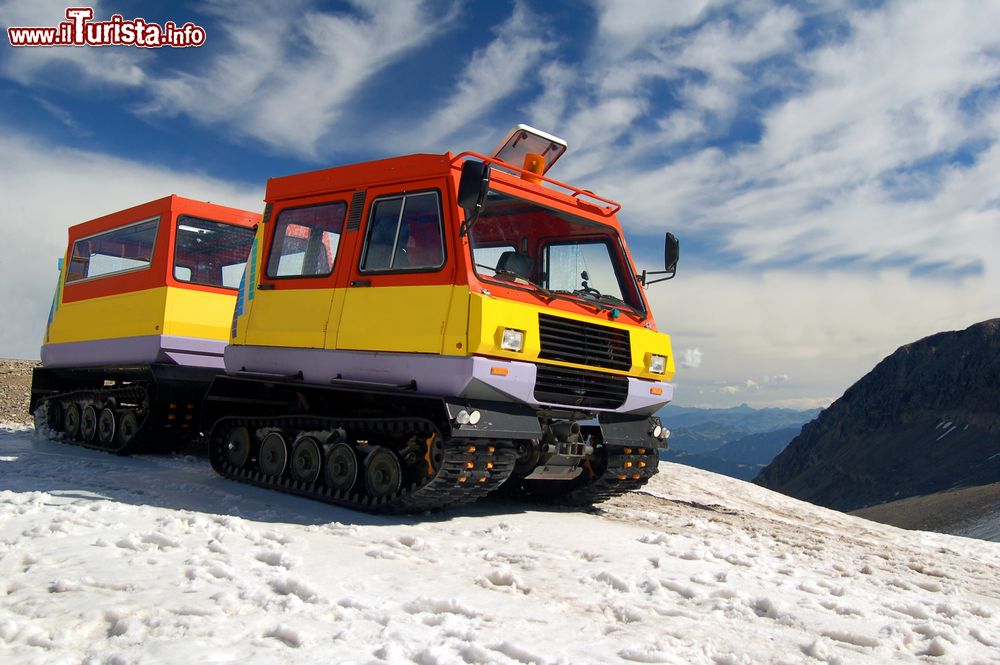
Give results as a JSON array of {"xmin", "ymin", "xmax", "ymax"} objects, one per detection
[
  {"xmin": 660, "ymin": 404, "xmax": 818, "ymax": 480},
  {"xmin": 755, "ymin": 318, "xmax": 1000, "ymax": 511}
]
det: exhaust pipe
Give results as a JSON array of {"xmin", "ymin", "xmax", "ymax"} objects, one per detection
[{"xmin": 549, "ymin": 420, "xmax": 581, "ymax": 443}]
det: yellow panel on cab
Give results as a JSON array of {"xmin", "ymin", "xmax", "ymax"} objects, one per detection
[
  {"xmin": 467, "ymin": 293, "xmax": 675, "ymax": 380},
  {"xmin": 162, "ymin": 287, "xmax": 241, "ymax": 340},
  {"xmin": 336, "ymin": 284, "xmax": 463, "ymax": 354},
  {"xmin": 48, "ymin": 287, "xmax": 169, "ymax": 343},
  {"xmin": 244, "ymin": 288, "xmax": 335, "ymax": 348}
]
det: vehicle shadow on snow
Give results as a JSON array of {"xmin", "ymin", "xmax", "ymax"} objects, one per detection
[{"xmin": 1, "ymin": 430, "xmax": 533, "ymax": 528}]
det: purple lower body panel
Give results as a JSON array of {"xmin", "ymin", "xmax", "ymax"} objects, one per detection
[
  {"xmin": 41, "ymin": 335, "xmax": 227, "ymax": 369},
  {"xmin": 225, "ymin": 345, "xmax": 673, "ymax": 416}
]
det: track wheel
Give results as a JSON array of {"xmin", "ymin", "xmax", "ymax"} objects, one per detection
[
  {"xmin": 423, "ymin": 434, "xmax": 444, "ymax": 477},
  {"xmin": 290, "ymin": 436, "xmax": 322, "ymax": 484},
  {"xmin": 513, "ymin": 439, "xmax": 541, "ymax": 475},
  {"xmin": 224, "ymin": 426, "xmax": 251, "ymax": 468},
  {"xmin": 364, "ymin": 447, "xmax": 402, "ymax": 499},
  {"xmin": 259, "ymin": 432, "xmax": 288, "ymax": 477},
  {"xmin": 97, "ymin": 408, "xmax": 116, "ymax": 447},
  {"xmin": 80, "ymin": 405, "xmax": 98, "ymax": 442},
  {"xmin": 44, "ymin": 401, "xmax": 63, "ymax": 432},
  {"xmin": 118, "ymin": 410, "xmax": 139, "ymax": 448},
  {"xmin": 324, "ymin": 443, "xmax": 358, "ymax": 493},
  {"xmin": 64, "ymin": 403, "xmax": 81, "ymax": 439}
]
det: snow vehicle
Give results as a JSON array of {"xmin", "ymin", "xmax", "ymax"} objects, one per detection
[
  {"xmin": 30, "ymin": 126, "xmax": 679, "ymax": 514},
  {"xmin": 201, "ymin": 125, "xmax": 679, "ymax": 512},
  {"xmin": 30, "ymin": 195, "xmax": 259, "ymax": 453}
]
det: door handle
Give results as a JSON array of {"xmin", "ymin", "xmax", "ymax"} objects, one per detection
[
  {"xmin": 349, "ymin": 279, "xmax": 371, "ymax": 287},
  {"xmin": 257, "ymin": 283, "xmax": 275, "ymax": 290}
]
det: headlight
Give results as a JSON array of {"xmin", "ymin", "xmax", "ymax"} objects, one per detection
[
  {"xmin": 500, "ymin": 328, "xmax": 525, "ymax": 352},
  {"xmin": 649, "ymin": 354, "xmax": 666, "ymax": 374},
  {"xmin": 456, "ymin": 409, "xmax": 482, "ymax": 425}
]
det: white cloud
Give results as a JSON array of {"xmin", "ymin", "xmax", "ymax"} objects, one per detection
[
  {"xmin": 594, "ymin": 0, "xmax": 715, "ymax": 49},
  {"xmin": 679, "ymin": 348, "xmax": 703, "ymax": 369},
  {"xmin": 593, "ymin": 0, "xmax": 1000, "ymax": 278},
  {"xmin": 719, "ymin": 378, "xmax": 760, "ymax": 394},
  {"xmin": 655, "ymin": 4, "xmax": 801, "ymax": 117},
  {"xmin": 556, "ymin": 2, "xmax": 801, "ymax": 184},
  {"xmin": 402, "ymin": 2, "xmax": 553, "ymax": 152},
  {"xmin": 139, "ymin": 0, "xmax": 457, "ymax": 159},
  {"xmin": 525, "ymin": 61, "xmax": 576, "ymax": 136},
  {"xmin": 31, "ymin": 97, "xmax": 91, "ymax": 137},
  {"xmin": 0, "ymin": 131, "xmax": 262, "ymax": 360},
  {"xmin": 658, "ymin": 267, "xmax": 997, "ymax": 407},
  {"xmin": 756, "ymin": 396, "xmax": 832, "ymax": 410},
  {"xmin": 0, "ymin": 0, "xmax": 147, "ymax": 88}
]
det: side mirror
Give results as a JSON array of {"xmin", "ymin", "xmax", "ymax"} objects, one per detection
[
  {"xmin": 639, "ymin": 232, "xmax": 679, "ymax": 286},
  {"xmin": 665, "ymin": 232, "xmax": 679, "ymax": 272},
  {"xmin": 458, "ymin": 160, "xmax": 491, "ymax": 234}
]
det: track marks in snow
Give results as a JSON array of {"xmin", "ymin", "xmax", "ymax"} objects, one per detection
[
  {"xmin": 115, "ymin": 531, "xmax": 181, "ymax": 551},
  {"xmin": 270, "ymin": 576, "xmax": 323, "ymax": 603},
  {"xmin": 615, "ymin": 492, "xmax": 1000, "ymax": 663},
  {"xmin": 477, "ymin": 567, "xmax": 530, "ymax": 594},
  {"xmin": 255, "ymin": 548, "xmax": 298, "ymax": 568},
  {"xmin": 265, "ymin": 623, "xmax": 304, "ymax": 648},
  {"xmin": 403, "ymin": 597, "xmax": 482, "ymax": 619},
  {"xmin": 593, "ymin": 570, "xmax": 631, "ymax": 592}
]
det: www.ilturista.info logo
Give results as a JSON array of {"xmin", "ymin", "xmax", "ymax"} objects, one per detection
[{"xmin": 7, "ymin": 7, "xmax": 206, "ymax": 48}]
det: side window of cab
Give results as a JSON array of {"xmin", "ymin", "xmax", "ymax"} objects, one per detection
[
  {"xmin": 266, "ymin": 202, "xmax": 347, "ymax": 278},
  {"xmin": 360, "ymin": 191, "xmax": 444, "ymax": 272}
]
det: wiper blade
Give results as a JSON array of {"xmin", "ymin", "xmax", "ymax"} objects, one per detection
[
  {"xmin": 595, "ymin": 294, "xmax": 626, "ymax": 306},
  {"xmin": 549, "ymin": 289, "xmax": 608, "ymax": 313}
]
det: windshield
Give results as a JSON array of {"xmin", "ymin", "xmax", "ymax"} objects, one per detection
[{"xmin": 468, "ymin": 191, "xmax": 644, "ymax": 313}]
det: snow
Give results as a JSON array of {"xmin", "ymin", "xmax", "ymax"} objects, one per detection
[
  {"xmin": 3, "ymin": 421, "xmax": 1000, "ymax": 664},
  {"xmin": 936, "ymin": 425, "xmax": 958, "ymax": 442}
]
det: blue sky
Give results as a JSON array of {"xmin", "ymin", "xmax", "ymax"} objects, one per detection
[{"xmin": 2, "ymin": 0, "xmax": 999, "ymax": 408}]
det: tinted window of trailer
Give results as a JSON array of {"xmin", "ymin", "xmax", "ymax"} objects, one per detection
[
  {"xmin": 173, "ymin": 216, "xmax": 255, "ymax": 289},
  {"xmin": 66, "ymin": 218, "xmax": 159, "ymax": 283}
]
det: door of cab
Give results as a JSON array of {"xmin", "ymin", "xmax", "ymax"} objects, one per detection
[
  {"xmin": 244, "ymin": 194, "xmax": 354, "ymax": 349},
  {"xmin": 335, "ymin": 182, "xmax": 459, "ymax": 354}
]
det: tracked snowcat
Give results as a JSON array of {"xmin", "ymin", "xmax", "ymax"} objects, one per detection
[
  {"xmin": 30, "ymin": 126, "xmax": 678, "ymax": 514},
  {"xmin": 201, "ymin": 126, "xmax": 679, "ymax": 512},
  {"xmin": 30, "ymin": 195, "xmax": 259, "ymax": 453}
]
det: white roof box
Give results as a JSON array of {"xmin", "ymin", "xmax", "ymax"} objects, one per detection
[{"xmin": 490, "ymin": 124, "xmax": 567, "ymax": 174}]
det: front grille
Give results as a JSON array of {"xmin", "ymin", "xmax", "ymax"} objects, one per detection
[
  {"xmin": 538, "ymin": 314, "xmax": 631, "ymax": 370},
  {"xmin": 534, "ymin": 364, "xmax": 629, "ymax": 409}
]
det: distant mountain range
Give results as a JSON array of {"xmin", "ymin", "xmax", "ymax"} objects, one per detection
[
  {"xmin": 756, "ymin": 319, "xmax": 1000, "ymax": 511},
  {"xmin": 659, "ymin": 404, "xmax": 820, "ymax": 481}
]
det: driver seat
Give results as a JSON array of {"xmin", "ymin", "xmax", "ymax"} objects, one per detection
[{"xmin": 496, "ymin": 251, "xmax": 532, "ymax": 282}]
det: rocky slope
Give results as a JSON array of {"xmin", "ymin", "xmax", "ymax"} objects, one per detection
[
  {"xmin": 0, "ymin": 359, "xmax": 37, "ymax": 424},
  {"xmin": 755, "ymin": 319, "xmax": 1000, "ymax": 511},
  {"xmin": 852, "ymin": 482, "xmax": 1000, "ymax": 540}
]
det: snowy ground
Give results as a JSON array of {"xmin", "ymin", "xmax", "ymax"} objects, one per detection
[{"xmin": 2, "ymin": 422, "xmax": 1000, "ymax": 665}]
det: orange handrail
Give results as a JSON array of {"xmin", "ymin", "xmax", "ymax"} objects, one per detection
[{"xmin": 451, "ymin": 151, "xmax": 622, "ymax": 216}]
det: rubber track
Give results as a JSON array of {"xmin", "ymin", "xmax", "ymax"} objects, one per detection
[
  {"xmin": 37, "ymin": 386, "xmax": 152, "ymax": 455},
  {"xmin": 208, "ymin": 414, "xmax": 516, "ymax": 514},
  {"xmin": 547, "ymin": 446, "xmax": 660, "ymax": 506}
]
